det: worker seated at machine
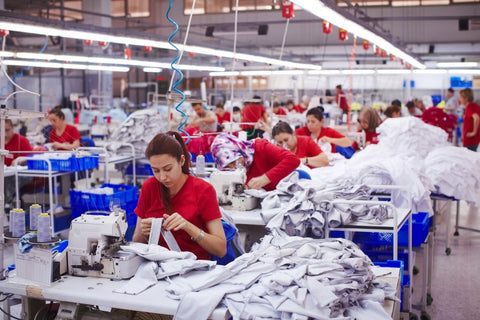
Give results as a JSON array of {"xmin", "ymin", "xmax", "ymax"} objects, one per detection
[{"xmin": 132, "ymin": 132, "xmax": 227, "ymax": 261}]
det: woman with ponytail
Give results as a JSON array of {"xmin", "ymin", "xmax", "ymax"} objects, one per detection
[{"xmin": 132, "ymin": 131, "xmax": 226, "ymax": 260}]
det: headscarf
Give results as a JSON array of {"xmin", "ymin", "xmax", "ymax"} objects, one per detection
[{"xmin": 210, "ymin": 133, "xmax": 255, "ymax": 170}]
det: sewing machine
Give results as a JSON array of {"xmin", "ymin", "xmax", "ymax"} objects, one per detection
[
  {"xmin": 67, "ymin": 211, "xmax": 143, "ymax": 279},
  {"xmin": 209, "ymin": 169, "xmax": 259, "ymax": 211}
]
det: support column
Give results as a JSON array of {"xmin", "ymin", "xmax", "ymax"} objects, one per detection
[{"xmin": 82, "ymin": 1, "xmax": 113, "ymax": 105}]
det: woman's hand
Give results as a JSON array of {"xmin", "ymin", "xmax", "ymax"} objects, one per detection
[
  {"xmin": 163, "ymin": 213, "xmax": 189, "ymax": 231},
  {"xmin": 247, "ymin": 174, "xmax": 271, "ymax": 189},
  {"xmin": 320, "ymin": 136, "xmax": 331, "ymax": 143},
  {"xmin": 51, "ymin": 142, "xmax": 63, "ymax": 150},
  {"xmin": 139, "ymin": 218, "xmax": 153, "ymax": 237}
]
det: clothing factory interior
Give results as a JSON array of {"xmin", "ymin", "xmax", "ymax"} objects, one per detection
[{"xmin": 0, "ymin": 0, "xmax": 480, "ymax": 319}]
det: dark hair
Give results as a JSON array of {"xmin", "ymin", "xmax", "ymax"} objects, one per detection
[
  {"xmin": 192, "ymin": 102, "xmax": 202, "ymax": 108},
  {"xmin": 216, "ymin": 102, "xmax": 224, "ymax": 109},
  {"xmin": 286, "ymin": 99, "xmax": 294, "ymax": 105},
  {"xmin": 233, "ymin": 106, "xmax": 240, "ymax": 112},
  {"xmin": 306, "ymin": 106, "xmax": 324, "ymax": 122},
  {"xmin": 406, "ymin": 101, "xmax": 415, "ymax": 109},
  {"xmin": 49, "ymin": 105, "xmax": 65, "ymax": 120},
  {"xmin": 272, "ymin": 121, "xmax": 293, "ymax": 137},
  {"xmin": 336, "ymin": 84, "xmax": 342, "ymax": 90},
  {"xmin": 448, "ymin": 88, "xmax": 454, "ymax": 94},
  {"xmin": 273, "ymin": 101, "xmax": 280, "ymax": 108},
  {"xmin": 391, "ymin": 99, "xmax": 401, "ymax": 107},
  {"xmin": 145, "ymin": 131, "xmax": 191, "ymax": 213},
  {"xmin": 384, "ymin": 105, "xmax": 401, "ymax": 118},
  {"xmin": 4, "ymin": 119, "xmax": 13, "ymax": 127}
]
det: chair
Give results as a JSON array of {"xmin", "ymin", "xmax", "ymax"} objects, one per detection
[{"xmin": 211, "ymin": 221, "xmax": 237, "ymax": 265}]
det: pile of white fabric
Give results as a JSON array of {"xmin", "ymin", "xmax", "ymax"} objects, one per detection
[
  {"xmin": 166, "ymin": 231, "xmax": 397, "ymax": 320},
  {"xmin": 425, "ymin": 146, "xmax": 480, "ymax": 206}
]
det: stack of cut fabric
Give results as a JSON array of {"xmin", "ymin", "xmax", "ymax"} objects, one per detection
[
  {"xmin": 425, "ymin": 146, "xmax": 480, "ymax": 206},
  {"xmin": 166, "ymin": 232, "xmax": 398, "ymax": 320}
]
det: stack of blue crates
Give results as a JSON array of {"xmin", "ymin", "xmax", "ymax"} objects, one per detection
[
  {"xmin": 27, "ymin": 154, "xmax": 99, "ymax": 171},
  {"xmin": 69, "ymin": 184, "xmax": 139, "ymax": 241}
]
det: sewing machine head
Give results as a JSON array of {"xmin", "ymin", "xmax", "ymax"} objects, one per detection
[
  {"xmin": 67, "ymin": 211, "xmax": 142, "ymax": 279},
  {"xmin": 209, "ymin": 168, "xmax": 259, "ymax": 210}
]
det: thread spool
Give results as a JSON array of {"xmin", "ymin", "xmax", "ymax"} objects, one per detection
[
  {"xmin": 196, "ymin": 154, "xmax": 205, "ymax": 175},
  {"xmin": 11, "ymin": 208, "xmax": 26, "ymax": 238},
  {"xmin": 29, "ymin": 204, "xmax": 42, "ymax": 231},
  {"xmin": 37, "ymin": 213, "xmax": 52, "ymax": 243}
]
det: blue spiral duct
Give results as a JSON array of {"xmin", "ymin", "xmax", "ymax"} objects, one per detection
[{"xmin": 166, "ymin": 0, "xmax": 190, "ymax": 144}]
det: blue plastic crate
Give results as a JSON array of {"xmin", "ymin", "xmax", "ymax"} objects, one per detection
[
  {"xmin": 361, "ymin": 245, "xmax": 410, "ymax": 270},
  {"xmin": 27, "ymin": 154, "xmax": 99, "ymax": 172},
  {"xmin": 353, "ymin": 212, "xmax": 429, "ymax": 247},
  {"xmin": 70, "ymin": 184, "xmax": 138, "ymax": 213},
  {"xmin": 125, "ymin": 162, "xmax": 153, "ymax": 176}
]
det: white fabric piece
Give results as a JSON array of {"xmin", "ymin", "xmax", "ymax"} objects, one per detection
[
  {"xmin": 148, "ymin": 218, "xmax": 163, "ymax": 245},
  {"xmin": 157, "ymin": 259, "xmax": 216, "ymax": 279},
  {"xmin": 121, "ymin": 242, "xmax": 196, "ymax": 261},
  {"xmin": 113, "ymin": 261, "xmax": 158, "ymax": 295}
]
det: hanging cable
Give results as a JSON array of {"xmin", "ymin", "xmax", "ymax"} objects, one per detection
[
  {"xmin": 166, "ymin": 0, "xmax": 189, "ymax": 143},
  {"xmin": 348, "ymin": 37, "xmax": 357, "ymax": 132},
  {"xmin": 278, "ymin": 18, "xmax": 290, "ymax": 61}
]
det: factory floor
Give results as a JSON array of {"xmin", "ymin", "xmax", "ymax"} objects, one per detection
[{"xmin": 2, "ymin": 200, "xmax": 480, "ymax": 320}]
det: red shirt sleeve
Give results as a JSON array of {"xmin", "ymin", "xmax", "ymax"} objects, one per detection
[
  {"xmin": 247, "ymin": 139, "xmax": 300, "ymax": 191},
  {"xmin": 463, "ymin": 102, "xmax": 480, "ymax": 146},
  {"xmin": 295, "ymin": 135, "xmax": 322, "ymax": 158},
  {"xmin": 295, "ymin": 126, "xmax": 311, "ymax": 136},
  {"xmin": 5, "ymin": 134, "xmax": 33, "ymax": 166}
]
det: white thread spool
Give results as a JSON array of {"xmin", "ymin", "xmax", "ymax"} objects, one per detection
[
  {"xmin": 196, "ymin": 154, "xmax": 205, "ymax": 175},
  {"xmin": 29, "ymin": 204, "xmax": 42, "ymax": 231},
  {"xmin": 11, "ymin": 208, "xmax": 26, "ymax": 238},
  {"xmin": 37, "ymin": 213, "xmax": 52, "ymax": 242}
]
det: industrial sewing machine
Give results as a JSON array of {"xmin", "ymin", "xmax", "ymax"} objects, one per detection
[
  {"xmin": 209, "ymin": 168, "xmax": 259, "ymax": 211},
  {"xmin": 67, "ymin": 210, "xmax": 143, "ymax": 279}
]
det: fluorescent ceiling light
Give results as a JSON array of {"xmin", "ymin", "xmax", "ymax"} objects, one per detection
[
  {"xmin": 0, "ymin": 21, "xmax": 321, "ymax": 70},
  {"xmin": 341, "ymin": 70, "xmax": 375, "ymax": 75},
  {"xmin": 377, "ymin": 69, "xmax": 412, "ymax": 74},
  {"xmin": 290, "ymin": 0, "xmax": 425, "ymax": 69},
  {"xmin": 2, "ymin": 60, "xmax": 130, "ymax": 72},
  {"xmin": 209, "ymin": 71, "xmax": 240, "ymax": 77},
  {"xmin": 240, "ymin": 70, "xmax": 273, "ymax": 76},
  {"xmin": 436, "ymin": 62, "xmax": 478, "ymax": 68},
  {"xmin": 412, "ymin": 69, "xmax": 447, "ymax": 74},
  {"xmin": 271, "ymin": 70, "xmax": 305, "ymax": 75},
  {"xmin": 308, "ymin": 70, "xmax": 341, "ymax": 75},
  {"xmin": 448, "ymin": 69, "xmax": 480, "ymax": 75},
  {"xmin": 0, "ymin": 51, "xmax": 224, "ymax": 72},
  {"xmin": 143, "ymin": 67, "xmax": 163, "ymax": 73}
]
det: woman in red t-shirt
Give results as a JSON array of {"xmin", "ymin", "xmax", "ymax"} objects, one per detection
[
  {"xmin": 211, "ymin": 133, "xmax": 300, "ymax": 191},
  {"xmin": 48, "ymin": 106, "xmax": 80, "ymax": 150},
  {"xmin": 295, "ymin": 107, "xmax": 352, "ymax": 153},
  {"xmin": 460, "ymin": 88, "xmax": 480, "ymax": 151},
  {"xmin": 133, "ymin": 132, "xmax": 226, "ymax": 260},
  {"xmin": 353, "ymin": 106, "xmax": 382, "ymax": 150},
  {"xmin": 272, "ymin": 121, "xmax": 328, "ymax": 168}
]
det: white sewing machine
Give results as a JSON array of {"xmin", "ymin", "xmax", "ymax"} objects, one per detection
[
  {"xmin": 209, "ymin": 168, "xmax": 259, "ymax": 211},
  {"xmin": 67, "ymin": 211, "xmax": 143, "ymax": 279}
]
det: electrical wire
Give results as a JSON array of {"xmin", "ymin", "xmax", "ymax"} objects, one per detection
[
  {"xmin": 0, "ymin": 305, "xmax": 22, "ymax": 320},
  {"xmin": 278, "ymin": 18, "xmax": 290, "ymax": 61},
  {"xmin": 166, "ymin": 0, "xmax": 189, "ymax": 143}
]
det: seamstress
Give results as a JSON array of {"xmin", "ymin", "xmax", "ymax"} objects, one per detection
[
  {"xmin": 295, "ymin": 107, "xmax": 353, "ymax": 153},
  {"xmin": 132, "ymin": 132, "xmax": 227, "ymax": 260},
  {"xmin": 353, "ymin": 106, "xmax": 382, "ymax": 150},
  {"xmin": 210, "ymin": 133, "xmax": 300, "ymax": 191},
  {"xmin": 48, "ymin": 106, "xmax": 80, "ymax": 150},
  {"xmin": 272, "ymin": 121, "xmax": 328, "ymax": 168},
  {"xmin": 460, "ymin": 88, "xmax": 480, "ymax": 152}
]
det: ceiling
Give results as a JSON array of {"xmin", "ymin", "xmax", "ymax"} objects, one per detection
[{"xmin": 2, "ymin": 0, "xmax": 480, "ymax": 71}]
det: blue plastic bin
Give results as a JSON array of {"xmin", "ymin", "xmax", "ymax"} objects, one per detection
[
  {"xmin": 211, "ymin": 221, "xmax": 237, "ymax": 265},
  {"xmin": 125, "ymin": 162, "xmax": 153, "ymax": 176}
]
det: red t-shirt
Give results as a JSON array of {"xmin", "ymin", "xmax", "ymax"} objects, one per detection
[
  {"xmin": 295, "ymin": 126, "xmax": 345, "ymax": 153},
  {"xmin": 241, "ymin": 104, "xmax": 266, "ymax": 130},
  {"xmin": 216, "ymin": 111, "xmax": 231, "ymax": 124},
  {"xmin": 463, "ymin": 102, "xmax": 480, "ymax": 147},
  {"xmin": 5, "ymin": 133, "xmax": 33, "ymax": 166},
  {"xmin": 247, "ymin": 139, "xmax": 300, "ymax": 191},
  {"xmin": 135, "ymin": 175, "xmax": 221, "ymax": 260},
  {"xmin": 295, "ymin": 135, "xmax": 322, "ymax": 169},
  {"xmin": 336, "ymin": 91, "xmax": 349, "ymax": 111},
  {"xmin": 294, "ymin": 104, "xmax": 307, "ymax": 114},
  {"xmin": 273, "ymin": 108, "xmax": 287, "ymax": 116},
  {"xmin": 49, "ymin": 124, "xmax": 81, "ymax": 150}
]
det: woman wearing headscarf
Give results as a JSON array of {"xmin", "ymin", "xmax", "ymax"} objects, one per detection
[{"xmin": 210, "ymin": 133, "xmax": 300, "ymax": 191}]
